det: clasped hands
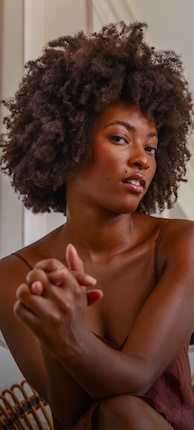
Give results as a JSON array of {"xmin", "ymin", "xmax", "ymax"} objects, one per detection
[{"xmin": 14, "ymin": 244, "xmax": 103, "ymax": 356}]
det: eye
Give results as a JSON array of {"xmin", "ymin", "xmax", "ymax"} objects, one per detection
[
  {"xmin": 145, "ymin": 145, "xmax": 157, "ymax": 155},
  {"xmin": 110, "ymin": 135, "xmax": 128, "ymax": 145}
]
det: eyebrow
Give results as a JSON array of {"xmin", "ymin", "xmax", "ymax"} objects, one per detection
[{"xmin": 104, "ymin": 120, "xmax": 158, "ymax": 138}]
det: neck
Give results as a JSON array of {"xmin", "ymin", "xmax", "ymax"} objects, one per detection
[{"xmin": 63, "ymin": 205, "xmax": 136, "ymax": 260}]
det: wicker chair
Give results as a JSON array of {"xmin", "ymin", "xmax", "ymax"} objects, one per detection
[{"xmin": 0, "ymin": 380, "xmax": 54, "ymax": 429}]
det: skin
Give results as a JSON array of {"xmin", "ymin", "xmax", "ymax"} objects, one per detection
[{"xmin": 1, "ymin": 101, "xmax": 194, "ymax": 429}]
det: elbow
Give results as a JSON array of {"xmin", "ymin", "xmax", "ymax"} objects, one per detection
[
  {"xmin": 131, "ymin": 374, "xmax": 154, "ymax": 396},
  {"xmin": 126, "ymin": 357, "xmax": 157, "ymax": 396}
]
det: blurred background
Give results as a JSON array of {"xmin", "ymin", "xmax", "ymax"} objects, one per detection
[{"xmin": 1, "ymin": 0, "xmax": 194, "ymax": 259}]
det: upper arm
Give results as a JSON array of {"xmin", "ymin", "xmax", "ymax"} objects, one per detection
[
  {"xmin": 124, "ymin": 220, "xmax": 194, "ymax": 385},
  {"xmin": 0, "ymin": 255, "xmax": 48, "ymax": 399}
]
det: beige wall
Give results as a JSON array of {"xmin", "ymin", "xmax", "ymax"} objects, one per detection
[{"xmin": 24, "ymin": 0, "xmax": 91, "ymax": 62}]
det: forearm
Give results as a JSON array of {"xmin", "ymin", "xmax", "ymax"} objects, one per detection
[
  {"xmin": 55, "ymin": 329, "xmax": 150, "ymax": 400},
  {"xmin": 41, "ymin": 348, "xmax": 92, "ymax": 428}
]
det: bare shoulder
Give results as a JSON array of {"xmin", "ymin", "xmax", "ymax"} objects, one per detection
[
  {"xmin": 155, "ymin": 218, "xmax": 194, "ymax": 280},
  {"xmin": 135, "ymin": 213, "xmax": 194, "ymax": 249},
  {"xmin": 0, "ymin": 222, "xmax": 66, "ymax": 312},
  {"xmin": 0, "ymin": 253, "xmax": 29, "ymax": 342},
  {"xmin": 0, "ymin": 251, "xmax": 35, "ymax": 331},
  {"xmin": 0, "ymin": 253, "xmax": 31, "ymax": 298},
  {"xmin": 165, "ymin": 217, "xmax": 194, "ymax": 233},
  {"xmin": 0, "ymin": 245, "xmax": 43, "ymax": 340},
  {"xmin": 161, "ymin": 218, "xmax": 194, "ymax": 250}
]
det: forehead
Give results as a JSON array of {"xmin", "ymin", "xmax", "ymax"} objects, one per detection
[{"xmin": 95, "ymin": 100, "xmax": 157, "ymax": 131}]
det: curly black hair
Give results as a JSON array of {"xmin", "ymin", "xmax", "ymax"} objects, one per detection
[{"xmin": 0, "ymin": 21, "xmax": 193, "ymax": 214}]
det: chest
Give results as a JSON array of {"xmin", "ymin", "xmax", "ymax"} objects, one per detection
[{"xmin": 84, "ymin": 242, "xmax": 157, "ymax": 346}]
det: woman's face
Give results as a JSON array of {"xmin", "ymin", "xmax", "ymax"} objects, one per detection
[{"xmin": 68, "ymin": 100, "xmax": 158, "ymax": 215}]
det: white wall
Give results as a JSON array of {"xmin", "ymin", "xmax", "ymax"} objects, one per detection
[
  {"xmin": 0, "ymin": 0, "xmax": 90, "ymax": 257},
  {"xmin": 22, "ymin": 0, "xmax": 92, "ymax": 246},
  {"xmin": 0, "ymin": 0, "xmax": 24, "ymax": 258}
]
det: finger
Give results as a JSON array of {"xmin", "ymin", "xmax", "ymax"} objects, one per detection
[
  {"xmin": 26, "ymin": 267, "xmax": 56, "ymax": 293},
  {"xmin": 75, "ymin": 272, "xmax": 97, "ymax": 287},
  {"xmin": 66, "ymin": 243, "xmax": 84, "ymax": 272},
  {"xmin": 15, "ymin": 284, "xmax": 41, "ymax": 317},
  {"xmin": 86, "ymin": 290, "xmax": 103, "ymax": 306},
  {"xmin": 15, "ymin": 281, "xmax": 51, "ymax": 318},
  {"xmin": 16, "ymin": 282, "xmax": 43, "ymax": 307},
  {"xmin": 14, "ymin": 299, "xmax": 41, "ymax": 334},
  {"xmin": 31, "ymin": 281, "xmax": 44, "ymax": 296},
  {"xmin": 49, "ymin": 268, "xmax": 97, "ymax": 288},
  {"xmin": 34, "ymin": 258, "xmax": 65, "ymax": 273},
  {"xmin": 16, "ymin": 283, "xmax": 31, "ymax": 300}
]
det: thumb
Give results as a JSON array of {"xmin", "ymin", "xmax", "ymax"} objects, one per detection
[{"xmin": 66, "ymin": 243, "xmax": 84, "ymax": 272}]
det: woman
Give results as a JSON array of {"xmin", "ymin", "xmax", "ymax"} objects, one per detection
[{"xmin": 0, "ymin": 22, "xmax": 194, "ymax": 429}]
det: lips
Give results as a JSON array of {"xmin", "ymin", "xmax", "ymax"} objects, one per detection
[{"xmin": 122, "ymin": 174, "xmax": 146, "ymax": 193}]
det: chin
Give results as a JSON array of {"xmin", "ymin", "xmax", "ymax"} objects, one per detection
[
  {"xmin": 113, "ymin": 204, "xmax": 140, "ymax": 215},
  {"xmin": 118, "ymin": 199, "xmax": 142, "ymax": 214}
]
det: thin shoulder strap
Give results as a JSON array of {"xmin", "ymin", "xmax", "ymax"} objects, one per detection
[
  {"xmin": 11, "ymin": 253, "xmax": 33, "ymax": 270},
  {"xmin": 153, "ymin": 219, "xmax": 170, "ymax": 283}
]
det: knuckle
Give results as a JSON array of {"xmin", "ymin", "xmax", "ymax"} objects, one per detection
[
  {"xmin": 13, "ymin": 300, "xmax": 20, "ymax": 315},
  {"xmin": 35, "ymin": 257, "xmax": 63, "ymax": 271},
  {"xmin": 16, "ymin": 283, "xmax": 28, "ymax": 299},
  {"xmin": 50, "ymin": 311, "xmax": 61, "ymax": 326},
  {"xmin": 27, "ymin": 267, "xmax": 42, "ymax": 282},
  {"xmin": 48, "ymin": 258, "xmax": 61, "ymax": 269},
  {"xmin": 73, "ymin": 285, "xmax": 82, "ymax": 298}
]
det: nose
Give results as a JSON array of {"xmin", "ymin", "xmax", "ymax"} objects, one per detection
[
  {"xmin": 128, "ymin": 145, "xmax": 150, "ymax": 170},
  {"xmin": 133, "ymin": 158, "xmax": 149, "ymax": 170}
]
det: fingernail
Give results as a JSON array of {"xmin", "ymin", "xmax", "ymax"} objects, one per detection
[
  {"xmin": 68, "ymin": 243, "xmax": 78, "ymax": 255},
  {"xmin": 31, "ymin": 281, "xmax": 43, "ymax": 296},
  {"xmin": 57, "ymin": 264, "xmax": 65, "ymax": 271},
  {"xmin": 84, "ymin": 274, "xmax": 97, "ymax": 285}
]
